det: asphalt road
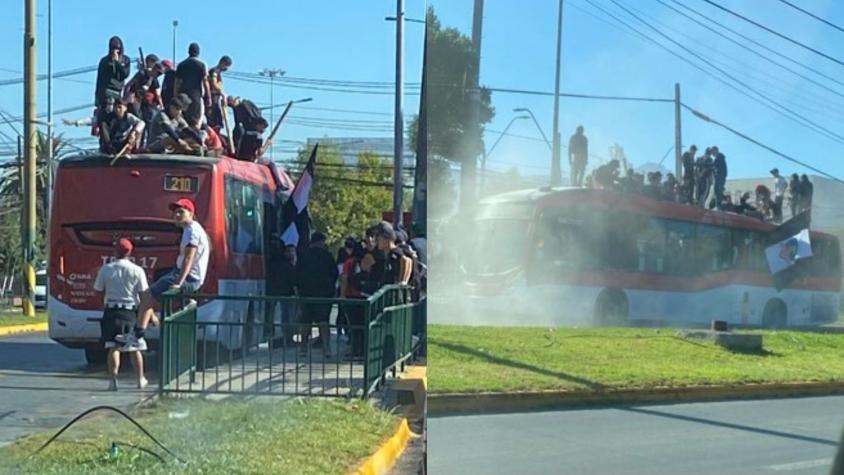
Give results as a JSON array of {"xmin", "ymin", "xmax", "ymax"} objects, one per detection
[
  {"xmin": 0, "ymin": 331, "xmax": 155, "ymax": 447},
  {"xmin": 429, "ymin": 396, "xmax": 844, "ymax": 475}
]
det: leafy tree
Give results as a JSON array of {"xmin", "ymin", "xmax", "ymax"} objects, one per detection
[{"xmin": 291, "ymin": 144, "xmax": 400, "ymax": 250}]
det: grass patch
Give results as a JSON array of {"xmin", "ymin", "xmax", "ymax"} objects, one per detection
[
  {"xmin": 430, "ymin": 325, "xmax": 844, "ymax": 394},
  {"xmin": 0, "ymin": 311, "xmax": 46, "ymax": 327},
  {"xmin": 0, "ymin": 398, "xmax": 398, "ymax": 475}
]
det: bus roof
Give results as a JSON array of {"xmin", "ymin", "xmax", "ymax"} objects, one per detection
[
  {"xmin": 480, "ymin": 187, "xmax": 837, "ymax": 238},
  {"xmin": 58, "ymin": 153, "xmax": 220, "ymax": 168}
]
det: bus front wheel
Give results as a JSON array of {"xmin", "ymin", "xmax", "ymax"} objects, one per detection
[
  {"xmin": 762, "ymin": 299, "xmax": 788, "ymax": 329},
  {"xmin": 595, "ymin": 290, "xmax": 629, "ymax": 327}
]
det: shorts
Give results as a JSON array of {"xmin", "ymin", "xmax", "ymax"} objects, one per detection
[
  {"xmin": 302, "ymin": 303, "xmax": 332, "ymax": 325},
  {"xmin": 101, "ymin": 308, "xmax": 137, "ymax": 349},
  {"xmin": 150, "ymin": 269, "xmax": 202, "ymax": 302}
]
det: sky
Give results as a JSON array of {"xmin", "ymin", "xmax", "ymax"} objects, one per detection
[
  {"xmin": 431, "ymin": 0, "xmax": 844, "ymax": 182},
  {"xmin": 0, "ymin": 0, "xmax": 426, "ymax": 164}
]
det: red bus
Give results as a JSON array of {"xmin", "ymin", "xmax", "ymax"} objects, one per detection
[
  {"xmin": 461, "ymin": 187, "xmax": 841, "ymax": 328},
  {"xmin": 47, "ymin": 153, "xmax": 294, "ymax": 364}
]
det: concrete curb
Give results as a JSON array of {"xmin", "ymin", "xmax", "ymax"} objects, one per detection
[
  {"xmin": 350, "ymin": 418, "xmax": 412, "ymax": 475},
  {"xmin": 0, "ymin": 322, "xmax": 47, "ymax": 337},
  {"xmin": 428, "ymin": 382, "xmax": 844, "ymax": 416}
]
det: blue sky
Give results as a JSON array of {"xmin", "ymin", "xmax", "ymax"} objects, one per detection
[
  {"xmin": 0, "ymin": 1, "xmax": 426, "ymax": 162},
  {"xmin": 431, "ymin": 0, "xmax": 844, "ymax": 181}
]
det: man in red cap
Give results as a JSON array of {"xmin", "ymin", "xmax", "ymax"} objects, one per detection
[
  {"xmin": 93, "ymin": 238, "xmax": 149, "ymax": 391},
  {"xmin": 135, "ymin": 198, "xmax": 209, "ymax": 340}
]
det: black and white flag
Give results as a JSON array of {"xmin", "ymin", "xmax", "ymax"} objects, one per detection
[
  {"xmin": 766, "ymin": 211, "xmax": 813, "ymax": 291},
  {"xmin": 280, "ymin": 144, "xmax": 317, "ymax": 248}
]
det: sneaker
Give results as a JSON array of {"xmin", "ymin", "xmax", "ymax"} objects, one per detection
[
  {"xmin": 108, "ymin": 377, "xmax": 118, "ymax": 391},
  {"xmin": 138, "ymin": 377, "xmax": 149, "ymax": 389}
]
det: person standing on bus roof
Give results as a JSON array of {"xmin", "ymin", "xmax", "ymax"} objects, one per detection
[
  {"xmin": 95, "ymin": 36, "xmax": 131, "ymax": 129},
  {"xmin": 207, "ymin": 56, "xmax": 232, "ymax": 129},
  {"xmin": 174, "ymin": 43, "xmax": 210, "ymax": 129},
  {"xmin": 160, "ymin": 60, "xmax": 176, "ymax": 108},
  {"xmin": 100, "ymin": 98, "xmax": 145, "ymax": 155},
  {"xmin": 788, "ymin": 173, "xmax": 801, "ymax": 219},
  {"xmin": 770, "ymin": 168, "xmax": 788, "ymax": 223},
  {"xmin": 712, "ymin": 146, "xmax": 728, "ymax": 210},
  {"xmin": 134, "ymin": 198, "xmax": 209, "ymax": 343},
  {"xmin": 93, "ymin": 238, "xmax": 149, "ymax": 391},
  {"xmin": 799, "ymin": 174, "xmax": 813, "ymax": 214},
  {"xmin": 681, "ymin": 145, "xmax": 697, "ymax": 204},
  {"xmin": 695, "ymin": 148, "xmax": 714, "ymax": 207},
  {"xmin": 569, "ymin": 126, "xmax": 588, "ymax": 187}
]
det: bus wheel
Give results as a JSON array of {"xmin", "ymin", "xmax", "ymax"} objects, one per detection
[
  {"xmin": 595, "ymin": 290, "xmax": 629, "ymax": 327},
  {"xmin": 762, "ymin": 299, "xmax": 787, "ymax": 329},
  {"xmin": 84, "ymin": 344, "xmax": 106, "ymax": 366}
]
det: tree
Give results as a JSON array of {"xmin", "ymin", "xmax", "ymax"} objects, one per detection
[
  {"xmin": 0, "ymin": 131, "xmax": 66, "ymax": 278},
  {"xmin": 291, "ymin": 144, "xmax": 400, "ymax": 250}
]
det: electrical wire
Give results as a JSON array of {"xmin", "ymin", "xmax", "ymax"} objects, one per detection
[
  {"xmin": 485, "ymin": 87, "xmax": 672, "ymax": 102},
  {"xmin": 777, "ymin": 0, "xmax": 844, "ymax": 34},
  {"xmin": 668, "ymin": 0, "xmax": 844, "ymax": 91},
  {"xmin": 658, "ymin": 0, "xmax": 844, "ymax": 102},
  {"xmin": 589, "ymin": 0, "xmax": 844, "ymax": 147},
  {"xmin": 681, "ymin": 102, "xmax": 844, "ymax": 185},
  {"xmin": 702, "ymin": 0, "xmax": 844, "ymax": 68}
]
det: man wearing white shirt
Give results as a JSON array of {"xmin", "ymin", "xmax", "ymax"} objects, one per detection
[
  {"xmin": 771, "ymin": 168, "xmax": 788, "ymax": 224},
  {"xmin": 93, "ymin": 239, "xmax": 149, "ymax": 391}
]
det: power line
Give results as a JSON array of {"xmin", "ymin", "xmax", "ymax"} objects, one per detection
[
  {"xmin": 669, "ymin": 0, "xmax": 844, "ymax": 92},
  {"xmin": 486, "ymin": 87, "xmax": 672, "ymax": 102},
  {"xmin": 702, "ymin": 0, "xmax": 844, "ymax": 68},
  {"xmin": 682, "ymin": 102, "xmax": 844, "ymax": 185},
  {"xmin": 777, "ymin": 0, "xmax": 844, "ymax": 35},
  {"xmin": 655, "ymin": 0, "xmax": 844, "ymax": 104},
  {"xmin": 0, "ymin": 64, "xmax": 97, "ymax": 87},
  {"xmin": 595, "ymin": 0, "xmax": 844, "ymax": 147}
]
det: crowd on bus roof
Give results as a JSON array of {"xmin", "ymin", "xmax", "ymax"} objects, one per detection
[
  {"xmin": 266, "ymin": 221, "xmax": 426, "ymax": 359},
  {"xmin": 584, "ymin": 142, "xmax": 813, "ymax": 225},
  {"xmin": 65, "ymin": 36, "xmax": 269, "ymax": 161}
]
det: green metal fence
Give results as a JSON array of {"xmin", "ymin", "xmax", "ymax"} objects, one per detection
[{"xmin": 158, "ymin": 285, "xmax": 424, "ymax": 398}]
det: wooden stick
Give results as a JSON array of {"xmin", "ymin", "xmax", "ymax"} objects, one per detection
[
  {"xmin": 109, "ymin": 141, "xmax": 132, "ymax": 166},
  {"xmin": 259, "ymin": 100, "xmax": 294, "ymax": 157},
  {"xmin": 221, "ymin": 99, "xmax": 235, "ymax": 156}
]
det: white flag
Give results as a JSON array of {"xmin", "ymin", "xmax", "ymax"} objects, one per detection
[{"xmin": 765, "ymin": 229, "xmax": 812, "ymax": 274}]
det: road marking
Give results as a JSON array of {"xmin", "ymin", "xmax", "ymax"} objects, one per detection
[{"xmin": 766, "ymin": 458, "xmax": 832, "ymax": 471}]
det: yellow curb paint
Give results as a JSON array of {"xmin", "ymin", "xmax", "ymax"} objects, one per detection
[
  {"xmin": 351, "ymin": 418, "xmax": 412, "ymax": 475},
  {"xmin": 0, "ymin": 322, "xmax": 48, "ymax": 337},
  {"xmin": 400, "ymin": 366, "xmax": 427, "ymax": 390}
]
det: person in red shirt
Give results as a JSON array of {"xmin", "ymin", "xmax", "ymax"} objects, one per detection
[{"xmin": 340, "ymin": 242, "xmax": 367, "ymax": 359}]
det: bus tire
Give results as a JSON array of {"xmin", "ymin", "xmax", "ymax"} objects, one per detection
[
  {"xmin": 595, "ymin": 289, "xmax": 629, "ymax": 327},
  {"xmin": 84, "ymin": 344, "xmax": 106, "ymax": 366},
  {"xmin": 762, "ymin": 299, "xmax": 787, "ymax": 329}
]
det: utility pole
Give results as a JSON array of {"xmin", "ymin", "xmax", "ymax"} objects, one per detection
[
  {"xmin": 674, "ymin": 83, "xmax": 682, "ymax": 179},
  {"xmin": 550, "ymin": 0, "xmax": 564, "ymax": 187},
  {"xmin": 47, "ymin": 0, "xmax": 53, "ymax": 213},
  {"xmin": 172, "ymin": 20, "xmax": 178, "ymax": 62},
  {"xmin": 461, "ymin": 0, "xmax": 484, "ymax": 215},
  {"xmin": 392, "ymin": 0, "xmax": 405, "ymax": 228},
  {"xmin": 23, "ymin": 0, "xmax": 37, "ymax": 317},
  {"xmin": 412, "ymin": 8, "xmax": 427, "ymax": 235}
]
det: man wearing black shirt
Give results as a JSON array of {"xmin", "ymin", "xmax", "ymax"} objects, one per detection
[
  {"xmin": 267, "ymin": 242, "xmax": 298, "ymax": 345},
  {"xmin": 160, "ymin": 60, "xmax": 176, "ymax": 108},
  {"xmin": 712, "ymin": 146, "xmax": 728, "ymax": 210},
  {"xmin": 207, "ymin": 56, "xmax": 232, "ymax": 129},
  {"xmin": 95, "ymin": 36, "xmax": 131, "ymax": 126},
  {"xmin": 296, "ymin": 233, "xmax": 338, "ymax": 357},
  {"xmin": 681, "ymin": 145, "xmax": 697, "ymax": 204},
  {"xmin": 568, "ymin": 126, "xmax": 589, "ymax": 187},
  {"xmin": 799, "ymin": 175, "xmax": 814, "ymax": 214},
  {"xmin": 175, "ymin": 43, "xmax": 210, "ymax": 128}
]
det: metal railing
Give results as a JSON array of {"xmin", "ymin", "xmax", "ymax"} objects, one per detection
[{"xmin": 158, "ymin": 285, "xmax": 424, "ymax": 399}]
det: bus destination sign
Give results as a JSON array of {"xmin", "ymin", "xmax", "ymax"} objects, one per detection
[{"xmin": 163, "ymin": 175, "xmax": 198, "ymax": 193}]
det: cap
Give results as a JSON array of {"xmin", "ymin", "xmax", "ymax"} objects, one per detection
[
  {"xmin": 168, "ymin": 198, "xmax": 196, "ymax": 214},
  {"xmin": 311, "ymin": 232, "xmax": 327, "ymax": 243},
  {"xmin": 375, "ymin": 221, "xmax": 397, "ymax": 241},
  {"xmin": 116, "ymin": 238, "xmax": 133, "ymax": 256},
  {"xmin": 162, "ymin": 59, "xmax": 174, "ymax": 69},
  {"xmin": 770, "ymin": 168, "xmax": 779, "ymax": 175}
]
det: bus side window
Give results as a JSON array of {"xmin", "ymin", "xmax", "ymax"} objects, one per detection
[
  {"xmin": 664, "ymin": 220, "xmax": 694, "ymax": 276},
  {"xmin": 696, "ymin": 225, "xmax": 731, "ymax": 273}
]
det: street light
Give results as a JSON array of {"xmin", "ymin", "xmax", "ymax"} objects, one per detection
[
  {"xmin": 513, "ymin": 107, "xmax": 551, "ymax": 151},
  {"xmin": 481, "ymin": 115, "xmax": 529, "ymax": 194},
  {"xmin": 259, "ymin": 68, "xmax": 286, "ymax": 159},
  {"xmin": 172, "ymin": 20, "xmax": 178, "ymax": 62}
]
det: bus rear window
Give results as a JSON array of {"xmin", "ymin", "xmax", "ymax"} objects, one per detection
[
  {"xmin": 811, "ymin": 236, "xmax": 841, "ymax": 277},
  {"xmin": 70, "ymin": 222, "xmax": 181, "ymax": 248}
]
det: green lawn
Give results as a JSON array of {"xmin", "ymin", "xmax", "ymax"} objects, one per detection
[
  {"xmin": 0, "ymin": 310, "xmax": 46, "ymax": 327},
  {"xmin": 430, "ymin": 325, "xmax": 844, "ymax": 394},
  {"xmin": 0, "ymin": 398, "xmax": 398, "ymax": 475}
]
